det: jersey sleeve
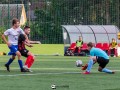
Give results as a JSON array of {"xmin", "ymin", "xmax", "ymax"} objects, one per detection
[
  {"xmin": 19, "ymin": 28, "xmax": 25, "ymax": 34},
  {"xmin": 90, "ymin": 50, "xmax": 94, "ymax": 56},
  {"xmin": 82, "ymin": 41, "xmax": 83, "ymax": 44},
  {"xmin": 4, "ymin": 29, "xmax": 10, "ymax": 36},
  {"xmin": 76, "ymin": 40, "xmax": 78, "ymax": 43}
]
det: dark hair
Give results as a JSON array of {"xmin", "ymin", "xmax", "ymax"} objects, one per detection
[
  {"xmin": 24, "ymin": 26, "xmax": 30, "ymax": 30},
  {"xmin": 112, "ymin": 38, "xmax": 115, "ymax": 40},
  {"xmin": 12, "ymin": 18, "xmax": 19, "ymax": 26},
  {"xmin": 87, "ymin": 42, "xmax": 93, "ymax": 47}
]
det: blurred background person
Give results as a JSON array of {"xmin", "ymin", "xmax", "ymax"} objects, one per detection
[
  {"xmin": 110, "ymin": 38, "xmax": 117, "ymax": 57},
  {"xmin": 74, "ymin": 36, "xmax": 83, "ymax": 54}
]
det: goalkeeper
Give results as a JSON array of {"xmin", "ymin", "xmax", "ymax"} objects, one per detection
[{"xmin": 82, "ymin": 42, "xmax": 114, "ymax": 74}]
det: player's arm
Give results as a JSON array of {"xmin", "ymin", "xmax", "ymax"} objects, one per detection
[
  {"xmin": 29, "ymin": 40, "xmax": 41, "ymax": 44},
  {"xmin": 1, "ymin": 31, "xmax": 11, "ymax": 46},
  {"xmin": 89, "ymin": 51, "xmax": 97, "ymax": 64},
  {"xmin": 115, "ymin": 42, "xmax": 118, "ymax": 49},
  {"xmin": 109, "ymin": 43, "xmax": 112, "ymax": 49},
  {"xmin": 24, "ymin": 41, "xmax": 33, "ymax": 47},
  {"xmin": 81, "ymin": 41, "xmax": 84, "ymax": 48},
  {"xmin": 82, "ymin": 51, "xmax": 95, "ymax": 70}
]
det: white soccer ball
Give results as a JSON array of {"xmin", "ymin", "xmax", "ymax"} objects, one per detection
[
  {"xmin": 76, "ymin": 60, "xmax": 83, "ymax": 67},
  {"xmin": 51, "ymin": 84, "xmax": 56, "ymax": 89}
]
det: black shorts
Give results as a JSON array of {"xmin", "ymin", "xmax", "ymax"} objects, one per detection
[
  {"xmin": 19, "ymin": 49, "xmax": 29, "ymax": 57},
  {"xmin": 96, "ymin": 57, "xmax": 109, "ymax": 68}
]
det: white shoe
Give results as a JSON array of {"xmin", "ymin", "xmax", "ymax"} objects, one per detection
[
  {"xmin": 23, "ymin": 65, "xmax": 29, "ymax": 70},
  {"xmin": 28, "ymin": 69, "xmax": 33, "ymax": 72},
  {"xmin": 23, "ymin": 65, "xmax": 33, "ymax": 72}
]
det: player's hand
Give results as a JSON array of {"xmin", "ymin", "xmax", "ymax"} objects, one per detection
[
  {"xmin": 25, "ymin": 40, "xmax": 30, "ymax": 44},
  {"xmin": 7, "ymin": 42, "xmax": 11, "ymax": 47},
  {"xmin": 81, "ymin": 64, "xmax": 88, "ymax": 70},
  {"xmin": 36, "ymin": 41, "xmax": 41, "ymax": 44}
]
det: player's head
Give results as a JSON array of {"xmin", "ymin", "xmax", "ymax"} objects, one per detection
[
  {"xmin": 24, "ymin": 26, "xmax": 30, "ymax": 35},
  {"xmin": 87, "ymin": 42, "xmax": 93, "ymax": 51},
  {"xmin": 79, "ymin": 36, "xmax": 82, "ymax": 41},
  {"xmin": 112, "ymin": 38, "xmax": 116, "ymax": 42},
  {"xmin": 12, "ymin": 18, "xmax": 20, "ymax": 28}
]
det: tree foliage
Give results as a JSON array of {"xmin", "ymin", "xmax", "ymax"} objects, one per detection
[
  {"xmin": 0, "ymin": 0, "xmax": 120, "ymax": 44},
  {"xmin": 30, "ymin": 0, "xmax": 120, "ymax": 43}
]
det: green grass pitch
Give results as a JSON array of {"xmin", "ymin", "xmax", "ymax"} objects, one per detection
[
  {"xmin": 0, "ymin": 44, "xmax": 64, "ymax": 55},
  {"xmin": 0, "ymin": 55, "xmax": 120, "ymax": 90}
]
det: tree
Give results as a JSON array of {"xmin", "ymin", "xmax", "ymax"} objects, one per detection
[
  {"xmin": 30, "ymin": 0, "xmax": 120, "ymax": 44},
  {"xmin": 0, "ymin": 27, "xmax": 5, "ymax": 44}
]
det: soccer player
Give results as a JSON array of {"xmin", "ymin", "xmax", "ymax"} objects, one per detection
[
  {"xmin": 2, "ymin": 18, "xmax": 28, "ymax": 72},
  {"xmin": 18, "ymin": 34, "xmax": 34, "ymax": 72},
  {"xmin": 22, "ymin": 26, "xmax": 37, "ymax": 71},
  {"xmin": 23, "ymin": 26, "xmax": 41, "ymax": 44},
  {"xmin": 83, "ymin": 42, "xmax": 114, "ymax": 74}
]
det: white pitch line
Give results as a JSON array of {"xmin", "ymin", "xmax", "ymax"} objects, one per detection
[
  {"xmin": 1, "ymin": 67, "xmax": 119, "ymax": 70},
  {"xmin": 0, "ymin": 70, "xmax": 120, "ymax": 77},
  {"xmin": 0, "ymin": 72, "xmax": 81, "ymax": 77}
]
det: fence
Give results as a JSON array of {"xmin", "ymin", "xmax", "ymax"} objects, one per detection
[{"xmin": 0, "ymin": 0, "xmax": 120, "ymax": 44}]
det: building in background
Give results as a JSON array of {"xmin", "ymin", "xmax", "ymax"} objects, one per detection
[{"xmin": 0, "ymin": 4, "xmax": 27, "ymax": 27}]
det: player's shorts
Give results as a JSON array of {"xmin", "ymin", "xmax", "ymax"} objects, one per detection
[
  {"xmin": 19, "ymin": 49, "xmax": 29, "ymax": 57},
  {"xmin": 8, "ymin": 45, "xmax": 18, "ymax": 56},
  {"xmin": 96, "ymin": 56, "xmax": 109, "ymax": 68}
]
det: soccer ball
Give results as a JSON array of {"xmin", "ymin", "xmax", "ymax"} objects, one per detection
[
  {"xmin": 76, "ymin": 60, "xmax": 83, "ymax": 67},
  {"xmin": 51, "ymin": 84, "xmax": 56, "ymax": 89}
]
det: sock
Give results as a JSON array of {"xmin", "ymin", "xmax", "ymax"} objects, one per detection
[
  {"xmin": 6, "ymin": 58, "xmax": 14, "ymax": 66},
  {"xmin": 25, "ymin": 55, "xmax": 33, "ymax": 67},
  {"xmin": 28, "ymin": 58, "xmax": 34, "ymax": 68},
  {"xmin": 18, "ymin": 60, "xmax": 23, "ymax": 69},
  {"xmin": 86, "ymin": 59, "xmax": 93, "ymax": 72},
  {"xmin": 25, "ymin": 56, "xmax": 32, "ymax": 66},
  {"xmin": 102, "ymin": 68, "xmax": 112, "ymax": 73}
]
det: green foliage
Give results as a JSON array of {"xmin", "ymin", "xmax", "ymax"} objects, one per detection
[
  {"xmin": 0, "ymin": 27, "xmax": 5, "ymax": 44},
  {"xmin": 30, "ymin": 0, "xmax": 120, "ymax": 44},
  {"xmin": 30, "ymin": 2, "xmax": 63, "ymax": 44},
  {"xmin": 0, "ymin": 0, "xmax": 120, "ymax": 44}
]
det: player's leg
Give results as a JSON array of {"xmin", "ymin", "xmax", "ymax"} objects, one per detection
[
  {"xmin": 6, "ymin": 55, "xmax": 16, "ymax": 65},
  {"xmin": 83, "ymin": 56, "xmax": 97, "ymax": 74},
  {"xmin": 98, "ymin": 66, "xmax": 113, "ymax": 74},
  {"xmin": 24, "ymin": 51, "xmax": 35, "ymax": 68},
  {"xmin": 5, "ymin": 55, "xmax": 16, "ymax": 72},
  {"xmin": 98, "ymin": 59, "xmax": 114, "ymax": 74},
  {"xmin": 16, "ymin": 51, "xmax": 27, "ymax": 72},
  {"xmin": 20, "ymin": 49, "xmax": 35, "ymax": 72},
  {"xmin": 5, "ymin": 45, "xmax": 17, "ymax": 72},
  {"xmin": 98, "ymin": 66, "xmax": 115, "ymax": 74}
]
